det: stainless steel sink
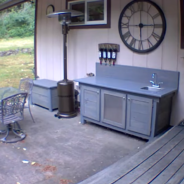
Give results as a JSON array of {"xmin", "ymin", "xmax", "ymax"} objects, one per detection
[{"xmin": 141, "ymin": 86, "xmax": 163, "ymax": 92}]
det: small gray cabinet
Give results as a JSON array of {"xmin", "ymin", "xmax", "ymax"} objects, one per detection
[
  {"xmin": 101, "ymin": 89, "xmax": 126, "ymax": 129},
  {"xmin": 127, "ymin": 95, "xmax": 153, "ymax": 136},
  {"xmin": 81, "ymin": 85, "xmax": 100, "ymax": 121},
  {"xmin": 32, "ymin": 79, "xmax": 58, "ymax": 111}
]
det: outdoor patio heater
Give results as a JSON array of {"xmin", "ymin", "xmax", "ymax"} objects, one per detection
[{"xmin": 47, "ymin": 10, "xmax": 83, "ymax": 118}]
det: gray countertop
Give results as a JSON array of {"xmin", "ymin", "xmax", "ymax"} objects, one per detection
[{"xmin": 75, "ymin": 77, "xmax": 177, "ymax": 98}]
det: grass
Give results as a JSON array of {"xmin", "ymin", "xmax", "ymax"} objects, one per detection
[
  {"xmin": 0, "ymin": 36, "xmax": 34, "ymax": 51},
  {"xmin": 0, "ymin": 53, "xmax": 34, "ymax": 88},
  {"xmin": 0, "ymin": 37, "xmax": 34, "ymax": 88}
]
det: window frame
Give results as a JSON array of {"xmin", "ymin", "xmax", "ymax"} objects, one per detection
[
  {"xmin": 85, "ymin": 0, "xmax": 107, "ymax": 25},
  {"xmin": 66, "ymin": 0, "xmax": 111, "ymax": 29}
]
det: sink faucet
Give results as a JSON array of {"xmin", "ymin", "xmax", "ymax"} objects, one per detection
[{"xmin": 150, "ymin": 73, "xmax": 163, "ymax": 88}]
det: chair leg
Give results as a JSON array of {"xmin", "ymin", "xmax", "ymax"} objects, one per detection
[
  {"xmin": 0, "ymin": 130, "xmax": 7, "ymax": 134},
  {"xmin": 12, "ymin": 129, "xmax": 26, "ymax": 140},
  {"xmin": 14, "ymin": 121, "xmax": 21, "ymax": 130},
  {"xmin": 28, "ymin": 102, "xmax": 35, "ymax": 123},
  {"xmin": 12, "ymin": 122, "xmax": 26, "ymax": 140},
  {"xmin": 0, "ymin": 125, "xmax": 10, "ymax": 142},
  {"xmin": 0, "ymin": 123, "xmax": 26, "ymax": 143}
]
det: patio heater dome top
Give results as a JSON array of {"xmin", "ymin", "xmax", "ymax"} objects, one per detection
[
  {"xmin": 47, "ymin": 10, "xmax": 83, "ymax": 24},
  {"xmin": 47, "ymin": 10, "xmax": 83, "ymax": 18}
]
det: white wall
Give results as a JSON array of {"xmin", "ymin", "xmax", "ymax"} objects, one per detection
[{"xmin": 36, "ymin": 0, "xmax": 184, "ymax": 125}]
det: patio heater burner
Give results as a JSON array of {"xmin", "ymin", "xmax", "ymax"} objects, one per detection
[{"xmin": 47, "ymin": 10, "xmax": 83, "ymax": 118}]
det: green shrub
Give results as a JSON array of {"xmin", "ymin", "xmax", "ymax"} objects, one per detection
[{"xmin": 0, "ymin": 2, "xmax": 35, "ymax": 39}]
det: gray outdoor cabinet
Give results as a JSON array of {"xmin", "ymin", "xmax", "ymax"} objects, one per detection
[
  {"xmin": 80, "ymin": 85, "xmax": 161, "ymax": 139},
  {"xmin": 101, "ymin": 89, "xmax": 126, "ymax": 129},
  {"xmin": 76, "ymin": 63, "xmax": 179, "ymax": 139},
  {"xmin": 126, "ymin": 95, "xmax": 153, "ymax": 136},
  {"xmin": 32, "ymin": 79, "xmax": 58, "ymax": 111},
  {"xmin": 81, "ymin": 85, "xmax": 100, "ymax": 121}
]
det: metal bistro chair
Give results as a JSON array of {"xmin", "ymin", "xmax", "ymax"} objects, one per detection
[
  {"xmin": 0, "ymin": 87, "xmax": 10, "ymax": 99},
  {"xmin": 0, "ymin": 93, "xmax": 27, "ymax": 143},
  {"xmin": 19, "ymin": 78, "xmax": 35, "ymax": 123}
]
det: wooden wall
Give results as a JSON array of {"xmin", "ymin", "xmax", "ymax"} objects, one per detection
[{"xmin": 36, "ymin": 0, "xmax": 184, "ymax": 126}]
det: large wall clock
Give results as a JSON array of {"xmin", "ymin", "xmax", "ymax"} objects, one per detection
[{"xmin": 118, "ymin": 0, "xmax": 166, "ymax": 53}]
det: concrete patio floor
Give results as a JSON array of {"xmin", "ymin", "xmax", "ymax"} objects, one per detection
[{"xmin": 0, "ymin": 105, "xmax": 146, "ymax": 184}]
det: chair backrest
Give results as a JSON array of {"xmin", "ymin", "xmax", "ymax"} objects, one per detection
[
  {"xmin": 19, "ymin": 78, "xmax": 33, "ymax": 95},
  {"xmin": 0, "ymin": 93, "xmax": 27, "ymax": 125}
]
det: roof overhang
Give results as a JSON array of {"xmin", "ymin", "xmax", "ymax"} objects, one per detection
[{"xmin": 0, "ymin": 0, "xmax": 29, "ymax": 11}]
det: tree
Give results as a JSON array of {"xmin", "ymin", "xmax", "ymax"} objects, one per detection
[
  {"xmin": 0, "ymin": 0, "xmax": 8, "ymax": 4},
  {"xmin": 0, "ymin": 1, "xmax": 35, "ymax": 38}
]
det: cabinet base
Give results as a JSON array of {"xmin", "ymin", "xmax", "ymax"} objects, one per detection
[{"xmin": 55, "ymin": 111, "xmax": 77, "ymax": 118}]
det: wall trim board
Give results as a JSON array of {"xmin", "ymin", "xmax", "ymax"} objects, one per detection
[
  {"xmin": 181, "ymin": 0, "xmax": 184, "ymax": 48},
  {"xmin": 34, "ymin": 0, "xmax": 38, "ymax": 79}
]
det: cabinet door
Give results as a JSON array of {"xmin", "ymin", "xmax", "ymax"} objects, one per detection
[
  {"xmin": 101, "ymin": 90, "xmax": 126, "ymax": 128},
  {"xmin": 81, "ymin": 85, "xmax": 100, "ymax": 121},
  {"xmin": 127, "ymin": 95, "xmax": 152, "ymax": 136}
]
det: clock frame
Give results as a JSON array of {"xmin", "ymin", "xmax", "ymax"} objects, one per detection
[{"xmin": 118, "ymin": 0, "xmax": 166, "ymax": 53}]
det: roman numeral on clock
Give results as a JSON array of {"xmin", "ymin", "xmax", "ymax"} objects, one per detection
[
  {"xmin": 147, "ymin": 39, "xmax": 153, "ymax": 48},
  {"xmin": 121, "ymin": 22, "xmax": 128, "ymax": 28},
  {"xmin": 123, "ymin": 31, "xmax": 131, "ymax": 41},
  {"xmin": 137, "ymin": 2, "xmax": 143, "ymax": 11},
  {"xmin": 130, "ymin": 38, "xmax": 136, "ymax": 48},
  {"xmin": 154, "ymin": 24, "xmax": 163, "ymax": 28},
  {"xmin": 138, "ymin": 41, "xmax": 143, "ymax": 50},
  {"xmin": 152, "ymin": 32, "xmax": 161, "ymax": 41},
  {"xmin": 153, "ymin": 13, "xmax": 160, "ymax": 19},
  {"xmin": 147, "ymin": 4, "xmax": 152, "ymax": 13},
  {"xmin": 128, "ymin": 5, "xmax": 135, "ymax": 14}
]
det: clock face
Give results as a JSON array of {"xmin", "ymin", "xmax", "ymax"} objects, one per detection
[{"xmin": 118, "ymin": 0, "xmax": 166, "ymax": 53}]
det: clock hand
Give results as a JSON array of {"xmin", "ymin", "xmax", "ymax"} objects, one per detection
[
  {"xmin": 140, "ymin": 26, "xmax": 142, "ymax": 40},
  {"xmin": 129, "ymin": 24, "xmax": 155, "ymax": 27},
  {"xmin": 140, "ymin": 8, "xmax": 142, "ymax": 25},
  {"xmin": 142, "ymin": 24, "xmax": 154, "ymax": 26},
  {"xmin": 128, "ymin": 24, "xmax": 140, "ymax": 27},
  {"xmin": 140, "ymin": 9, "xmax": 142, "ymax": 40},
  {"xmin": 139, "ymin": 24, "xmax": 142, "ymax": 40},
  {"xmin": 140, "ymin": 10, "xmax": 142, "ymax": 40}
]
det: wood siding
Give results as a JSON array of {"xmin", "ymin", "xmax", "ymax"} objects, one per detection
[{"xmin": 36, "ymin": 0, "xmax": 184, "ymax": 125}]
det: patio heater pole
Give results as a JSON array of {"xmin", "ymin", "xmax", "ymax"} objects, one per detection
[
  {"xmin": 62, "ymin": 22, "xmax": 68, "ymax": 80},
  {"xmin": 47, "ymin": 10, "xmax": 83, "ymax": 118}
]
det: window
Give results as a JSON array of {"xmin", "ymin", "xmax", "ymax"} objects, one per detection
[{"xmin": 66, "ymin": 0, "xmax": 111, "ymax": 28}]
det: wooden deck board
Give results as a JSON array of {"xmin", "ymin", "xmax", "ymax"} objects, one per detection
[
  {"xmin": 115, "ymin": 129, "xmax": 184, "ymax": 184},
  {"xmin": 180, "ymin": 178, "xmax": 184, "ymax": 184},
  {"xmin": 132, "ymin": 139, "xmax": 184, "ymax": 184},
  {"xmin": 166, "ymin": 164, "xmax": 184, "ymax": 184},
  {"xmin": 78, "ymin": 126, "xmax": 184, "ymax": 184},
  {"xmin": 151, "ymin": 151, "xmax": 184, "ymax": 184}
]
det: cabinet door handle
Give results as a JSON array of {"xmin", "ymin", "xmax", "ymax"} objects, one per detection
[
  {"xmin": 128, "ymin": 98, "xmax": 131, "ymax": 101},
  {"xmin": 96, "ymin": 91, "xmax": 99, "ymax": 94},
  {"xmin": 123, "ymin": 97, "xmax": 126, "ymax": 100}
]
